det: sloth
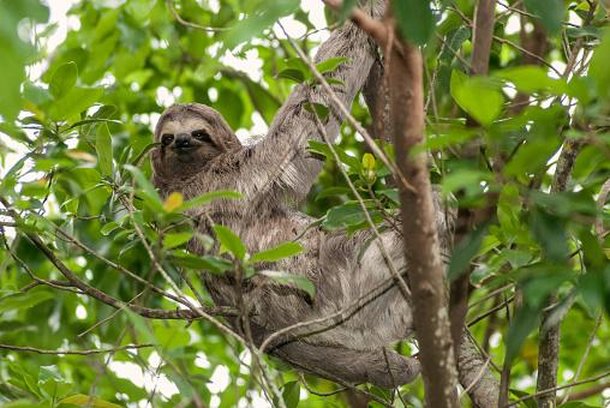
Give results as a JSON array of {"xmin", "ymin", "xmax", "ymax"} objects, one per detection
[{"xmin": 151, "ymin": 7, "xmax": 471, "ymax": 391}]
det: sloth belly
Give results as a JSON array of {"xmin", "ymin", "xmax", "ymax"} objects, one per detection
[
  {"xmin": 300, "ymin": 229, "xmax": 414, "ymax": 350},
  {"xmin": 201, "ymin": 210, "xmax": 414, "ymax": 351}
]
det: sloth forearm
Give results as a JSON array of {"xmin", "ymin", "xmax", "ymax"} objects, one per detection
[{"xmin": 249, "ymin": 3, "xmax": 383, "ymax": 201}]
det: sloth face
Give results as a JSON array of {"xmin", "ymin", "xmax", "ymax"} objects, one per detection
[
  {"xmin": 156, "ymin": 113, "xmax": 224, "ymax": 164},
  {"xmin": 152, "ymin": 104, "xmax": 241, "ymax": 181}
]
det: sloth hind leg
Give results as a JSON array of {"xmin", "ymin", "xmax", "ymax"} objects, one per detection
[{"xmin": 274, "ymin": 341, "xmax": 420, "ymax": 389}]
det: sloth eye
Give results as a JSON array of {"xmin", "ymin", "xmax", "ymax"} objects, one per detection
[
  {"xmin": 192, "ymin": 129, "xmax": 211, "ymax": 142},
  {"xmin": 161, "ymin": 134, "xmax": 174, "ymax": 146}
]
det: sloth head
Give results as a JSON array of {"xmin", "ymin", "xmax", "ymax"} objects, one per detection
[{"xmin": 151, "ymin": 103, "xmax": 241, "ymax": 183}]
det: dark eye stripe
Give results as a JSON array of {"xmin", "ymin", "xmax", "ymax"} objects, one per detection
[
  {"xmin": 161, "ymin": 133, "xmax": 174, "ymax": 146},
  {"xmin": 192, "ymin": 129, "xmax": 212, "ymax": 143}
]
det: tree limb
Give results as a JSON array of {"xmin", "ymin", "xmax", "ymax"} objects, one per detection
[{"xmin": 387, "ymin": 13, "xmax": 459, "ymax": 408}]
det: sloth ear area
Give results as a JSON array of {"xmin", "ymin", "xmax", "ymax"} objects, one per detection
[{"xmin": 207, "ymin": 123, "xmax": 242, "ymax": 152}]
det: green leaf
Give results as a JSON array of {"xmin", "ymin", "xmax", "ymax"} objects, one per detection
[
  {"xmin": 100, "ymin": 221, "xmax": 119, "ymax": 236},
  {"xmin": 282, "ymin": 381, "xmax": 300, "ymax": 408},
  {"xmin": 162, "ymin": 232, "xmax": 193, "ymax": 249},
  {"xmin": 169, "ymin": 252, "xmax": 234, "ymax": 274},
  {"xmin": 216, "ymin": 88, "xmax": 244, "ymax": 129},
  {"xmin": 316, "ymin": 56, "xmax": 348, "ymax": 74},
  {"xmin": 307, "ymin": 140, "xmax": 360, "ymax": 170},
  {"xmin": 213, "ymin": 225, "xmax": 247, "ymax": 260},
  {"xmin": 277, "ymin": 68, "xmax": 306, "ymax": 83},
  {"xmin": 123, "ymin": 164, "xmax": 163, "ymax": 212},
  {"xmin": 579, "ymin": 229, "xmax": 605, "ymax": 270},
  {"xmin": 130, "ymin": 142, "xmax": 159, "ymax": 166},
  {"xmin": 50, "ymin": 61, "xmax": 77, "ymax": 99},
  {"xmin": 0, "ymin": 289, "xmax": 54, "ymax": 314},
  {"xmin": 0, "ymin": 0, "xmax": 49, "ymax": 121},
  {"xmin": 530, "ymin": 208, "xmax": 568, "ymax": 262},
  {"xmin": 522, "ymin": 269, "xmax": 572, "ymax": 309},
  {"xmin": 450, "ymin": 70, "xmax": 503, "ymax": 126},
  {"xmin": 392, "ymin": 0, "xmax": 434, "ymax": 45},
  {"xmin": 67, "ymin": 117, "xmax": 122, "ymax": 130},
  {"xmin": 441, "ymin": 168, "xmax": 493, "ymax": 197},
  {"xmin": 237, "ymin": 75, "xmax": 282, "ymax": 124},
  {"xmin": 448, "ymin": 226, "xmax": 487, "ymax": 281},
  {"xmin": 95, "ymin": 124, "xmax": 113, "ymax": 177},
  {"xmin": 178, "ymin": 190, "xmax": 242, "ymax": 212},
  {"xmin": 494, "ymin": 66, "xmax": 567, "ymax": 95},
  {"xmin": 505, "ymin": 305, "xmax": 540, "ymax": 363},
  {"xmin": 260, "ymin": 270, "xmax": 315, "ymax": 298},
  {"xmin": 589, "ymin": 28, "xmax": 610, "ymax": 101},
  {"xmin": 304, "ymin": 102, "xmax": 330, "ymax": 121},
  {"xmin": 59, "ymin": 394, "xmax": 122, "ymax": 408},
  {"xmin": 48, "ymin": 87, "xmax": 104, "ymax": 122},
  {"xmin": 222, "ymin": 0, "xmax": 299, "ymax": 49},
  {"xmin": 323, "ymin": 201, "xmax": 382, "ymax": 230},
  {"xmin": 315, "ymin": 186, "xmax": 351, "ymax": 200},
  {"xmin": 250, "ymin": 242, "xmax": 303, "ymax": 263},
  {"xmin": 524, "ymin": 0, "xmax": 563, "ymax": 35},
  {"xmin": 154, "ymin": 322, "xmax": 190, "ymax": 349},
  {"xmin": 559, "ymin": 402, "xmax": 597, "ymax": 408}
]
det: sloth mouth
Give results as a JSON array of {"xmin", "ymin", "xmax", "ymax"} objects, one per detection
[{"xmin": 173, "ymin": 145, "xmax": 198, "ymax": 153}]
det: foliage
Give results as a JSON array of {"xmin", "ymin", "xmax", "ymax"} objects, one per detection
[{"xmin": 0, "ymin": 0, "xmax": 609, "ymax": 407}]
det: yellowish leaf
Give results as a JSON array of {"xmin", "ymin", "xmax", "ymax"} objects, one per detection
[
  {"xmin": 163, "ymin": 192, "xmax": 184, "ymax": 212},
  {"xmin": 59, "ymin": 394, "xmax": 122, "ymax": 408},
  {"xmin": 362, "ymin": 153, "xmax": 375, "ymax": 171},
  {"xmin": 66, "ymin": 150, "xmax": 97, "ymax": 162}
]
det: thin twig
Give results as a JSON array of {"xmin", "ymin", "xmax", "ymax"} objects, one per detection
[
  {"xmin": 166, "ymin": 0, "xmax": 227, "ymax": 32},
  {"xmin": 277, "ymin": 22, "xmax": 416, "ymax": 195},
  {"xmin": 560, "ymin": 311, "xmax": 604, "ymax": 403},
  {"xmin": 459, "ymin": 356, "xmax": 492, "ymax": 399},
  {"xmin": 298, "ymin": 372, "xmax": 348, "ymax": 396},
  {"xmin": 0, "ymin": 343, "xmax": 153, "ymax": 355},
  {"xmin": 506, "ymin": 370, "xmax": 610, "ymax": 406}
]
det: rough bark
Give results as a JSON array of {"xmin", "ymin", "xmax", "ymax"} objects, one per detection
[
  {"xmin": 451, "ymin": 0, "xmax": 496, "ymax": 397},
  {"xmin": 363, "ymin": 57, "xmax": 392, "ymax": 142},
  {"xmin": 358, "ymin": 23, "xmax": 500, "ymax": 406},
  {"xmin": 512, "ymin": 13, "xmax": 549, "ymax": 113},
  {"xmin": 536, "ymin": 315, "xmax": 561, "ymax": 408},
  {"xmin": 470, "ymin": 0, "xmax": 495, "ymax": 76},
  {"xmin": 536, "ymin": 138, "xmax": 585, "ymax": 407},
  {"xmin": 388, "ymin": 21, "xmax": 459, "ymax": 408}
]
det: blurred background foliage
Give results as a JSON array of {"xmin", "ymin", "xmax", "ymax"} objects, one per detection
[{"xmin": 0, "ymin": 0, "xmax": 610, "ymax": 407}]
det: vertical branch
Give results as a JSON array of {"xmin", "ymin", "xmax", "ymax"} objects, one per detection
[
  {"xmin": 457, "ymin": 334, "xmax": 501, "ymax": 408},
  {"xmin": 389, "ymin": 24, "xmax": 459, "ymax": 408},
  {"xmin": 535, "ymin": 138, "xmax": 585, "ymax": 407},
  {"xmin": 325, "ymin": 2, "xmax": 496, "ymax": 406},
  {"xmin": 511, "ymin": 13, "xmax": 549, "ymax": 113},
  {"xmin": 470, "ymin": 0, "xmax": 495, "ymax": 76},
  {"xmin": 451, "ymin": 0, "xmax": 496, "ymax": 397}
]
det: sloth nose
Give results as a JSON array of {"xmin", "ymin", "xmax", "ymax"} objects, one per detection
[{"xmin": 174, "ymin": 133, "xmax": 191, "ymax": 148}]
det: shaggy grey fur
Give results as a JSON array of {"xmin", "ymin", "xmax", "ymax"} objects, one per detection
[{"xmin": 151, "ymin": 6, "xmax": 445, "ymax": 388}]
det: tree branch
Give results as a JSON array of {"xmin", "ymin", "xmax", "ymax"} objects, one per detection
[
  {"xmin": 0, "ymin": 197, "xmax": 237, "ymax": 321},
  {"xmin": 386, "ymin": 14, "xmax": 459, "ymax": 408},
  {"xmin": 508, "ymin": 370, "xmax": 610, "ymax": 407},
  {"xmin": 536, "ymin": 137, "xmax": 585, "ymax": 407},
  {"xmin": 0, "ymin": 343, "xmax": 153, "ymax": 355}
]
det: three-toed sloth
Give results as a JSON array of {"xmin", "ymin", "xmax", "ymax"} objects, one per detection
[{"xmin": 151, "ymin": 5, "xmax": 452, "ymax": 389}]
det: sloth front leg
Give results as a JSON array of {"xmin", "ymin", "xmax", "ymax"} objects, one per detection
[{"xmin": 272, "ymin": 340, "xmax": 421, "ymax": 389}]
